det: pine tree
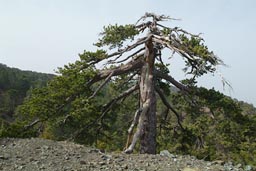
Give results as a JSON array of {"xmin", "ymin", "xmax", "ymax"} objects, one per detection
[{"xmin": 15, "ymin": 13, "xmax": 223, "ymax": 154}]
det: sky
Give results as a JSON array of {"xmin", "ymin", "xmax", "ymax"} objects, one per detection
[{"xmin": 0, "ymin": 0, "xmax": 256, "ymax": 106}]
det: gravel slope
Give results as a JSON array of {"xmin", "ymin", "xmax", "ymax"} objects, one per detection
[{"xmin": 0, "ymin": 138, "xmax": 253, "ymax": 171}]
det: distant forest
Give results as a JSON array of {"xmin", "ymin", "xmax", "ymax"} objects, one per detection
[{"xmin": 0, "ymin": 63, "xmax": 54, "ymax": 122}]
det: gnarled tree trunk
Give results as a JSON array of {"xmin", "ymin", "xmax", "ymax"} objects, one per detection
[
  {"xmin": 124, "ymin": 36, "xmax": 157, "ymax": 154},
  {"xmin": 138, "ymin": 37, "xmax": 157, "ymax": 154}
]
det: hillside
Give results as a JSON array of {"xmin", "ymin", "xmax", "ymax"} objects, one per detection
[
  {"xmin": 0, "ymin": 63, "xmax": 54, "ymax": 122},
  {"xmin": 0, "ymin": 138, "xmax": 254, "ymax": 171}
]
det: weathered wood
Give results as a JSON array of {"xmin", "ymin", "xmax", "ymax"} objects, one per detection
[
  {"xmin": 155, "ymin": 86, "xmax": 184, "ymax": 130},
  {"xmin": 138, "ymin": 36, "xmax": 157, "ymax": 154},
  {"xmin": 125, "ymin": 108, "xmax": 142, "ymax": 150},
  {"xmin": 88, "ymin": 58, "xmax": 144, "ymax": 86},
  {"xmin": 125, "ymin": 35, "xmax": 157, "ymax": 154},
  {"xmin": 154, "ymin": 70, "xmax": 189, "ymax": 92},
  {"xmin": 89, "ymin": 71, "xmax": 114, "ymax": 99},
  {"xmin": 124, "ymin": 102, "xmax": 149, "ymax": 154}
]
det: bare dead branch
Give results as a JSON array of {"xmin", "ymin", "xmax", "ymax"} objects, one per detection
[
  {"xmin": 63, "ymin": 115, "xmax": 72, "ymax": 124},
  {"xmin": 24, "ymin": 119, "xmax": 41, "ymax": 130},
  {"xmin": 175, "ymin": 27, "xmax": 203, "ymax": 39},
  {"xmin": 156, "ymin": 51, "xmax": 164, "ymax": 65},
  {"xmin": 124, "ymin": 99, "xmax": 150, "ymax": 154},
  {"xmin": 152, "ymin": 35, "xmax": 196, "ymax": 62},
  {"xmin": 127, "ymin": 108, "xmax": 142, "ymax": 134},
  {"xmin": 97, "ymin": 84, "xmax": 139, "ymax": 133},
  {"xmin": 125, "ymin": 108, "xmax": 142, "ymax": 150},
  {"xmin": 136, "ymin": 12, "xmax": 180, "ymax": 25},
  {"xmin": 88, "ymin": 85, "xmax": 139, "ymax": 131},
  {"xmin": 71, "ymin": 84, "xmax": 139, "ymax": 140},
  {"xmin": 115, "ymin": 72, "xmax": 139, "ymax": 94},
  {"xmin": 152, "ymin": 34, "xmax": 203, "ymax": 66},
  {"xmin": 155, "ymin": 86, "xmax": 184, "ymax": 131},
  {"xmin": 89, "ymin": 71, "xmax": 114, "ymax": 99},
  {"xmin": 102, "ymin": 84, "xmax": 139, "ymax": 110},
  {"xmin": 88, "ymin": 58, "xmax": 144, "ymax": 86},
  {"xmin": 110, "ymin": 47, "xmax": 145, "ymax": 64},
  {"xmin": 152, "ymin": 33, "xmax": 222, "ymax": 77},
  {"xmin": 135, "ymin": 21, "xmax": 152, "ymax": 32},
  {"xmin": 159, "ymin": 108, "xmax": 169, "ymax": 133},
  {"xmin": 154, "ymin": 70, "xmax": 189, "ymax": 92},
  {"xmin": 107, "ymin": 37, "xmax": 148, "ymax": 61}
]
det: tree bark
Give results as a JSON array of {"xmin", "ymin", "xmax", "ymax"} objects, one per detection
[
  {"xmin": 138, "ymin": 36, "xmax": 157, "ymax": 154},
  {"xmin": 123, "ymin": 35, "xmax": 157, "ymax": 154}
]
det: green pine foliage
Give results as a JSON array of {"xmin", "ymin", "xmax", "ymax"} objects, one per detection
[
  {"xmin": 157, "ymin": 87, "xmax": 256, "ymax": 165},
  {"xmin": 179, "ymin": 35, "xmax": 220, "ymax": 76},
  {"xmin": 95, "ymin": 24, "xmax": 139, "ymax": 49}
]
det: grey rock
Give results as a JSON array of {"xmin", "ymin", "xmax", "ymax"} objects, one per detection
[
  {"xmin": 121, "ymin": 164, "xmax": 128, "ymax": 169},
  {"xmin": 212, "ymin": 160, "xmax": 225, "ymax": 165},
  {"xmin": 0, "ymin": 155, "xmax": 8, "ymax": 160},
  {"xmin": 182, "ymin": 168, "xmax": 199, "ymax": 171},
  {"xmin": 0, "ymin": 138, "xmax": 253, "ymax": 171},
  {"xmin": 159, "ymin": 150, "xmax": 175, "ymax": 158},
  {"xmin": 17, "ymin": 165, "xmax": 24, "ymax": 170},
  {"xmin": 99, "ymin": 161, "xmax": 106, "ymax": 165},
  {"xmin": 206, "ymin": 162, "xmax": 212, "ymax": 166},
  {"xmin": 236, "ymin": 164, "xmax": 242, "ymax": 168},
  {"xmin": 244, "ymin": 165, "xmax": 253, "ymax": 171},
  {"xmin": 79, "ymin": 160, "xmax": 86, "ymax": 165},
  {"xmin": 101, "ymin": 154, "xmax": 112, "ymax": 160}
]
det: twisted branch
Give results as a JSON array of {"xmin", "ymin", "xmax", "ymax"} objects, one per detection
[
  {"xmin": 107, "ymin": 36, "xmax": 148, "ymax": 62},
  {"xmin": 125, "ymin": 108, "xmax": 142, "ymax": 150},
  {"xmin": 154, "ymin": 70, "xmax": 189, "ymax": 92},
  {"xmin": 89, "ymin": 71, "xmax": 114, "ymax": 99},
  {"xmin": 155, "ymin": 86, "xmax": 184, "ymax": 131},
  {"xmin": 71, "ymin": 84, "xmax": 139, "ymax": 140},
  {"xmin": 88, "ymin": 58, "xmax": 144, "ymax": 86}
]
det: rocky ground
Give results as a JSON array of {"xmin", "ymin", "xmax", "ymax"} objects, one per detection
[{"xmin": 0, "ymin": 138, "xmax": 254, "ymax": 171}]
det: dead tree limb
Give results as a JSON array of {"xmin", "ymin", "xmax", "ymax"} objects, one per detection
[
  {"xmin": 125, "ymin": 108, "xmax": 142, "ymax": 150},
  {"xmin": 88, "ymin": 58, "xmax": 144, "ymax": 86},
  {"xmin": 110, "ymin": 47, "xmax": 145, "ymax": 64},
  {"xmin": 136, "ymin": 12, "xmax": 178, "ymax": 25},
  {"xmin": 154, "ymin": 70, "xmax": 189, "ymax": 92},
  {"xmin": 24, "ymin": 119, "xmax": 41, "ymax": 131},
  {"xmin": 152, "ymin": 36, "xmax": 196, "ymax": 65},
  {"xmin": 102, "ymin": 84, "xmax": 139, "ymax": 110},
  {"xmin": 89, "ymin": 71, "xmax": 114, "ymax": 99},
  {"xmin": 71, "ymin": 84, "xmax": 139, "ymax": 140},
  {"xmin": 98, "ymin": 84, "xmax": 139, "ymax": 124},
  {"xmin": 107, "ymin": 36, "xmax": 148, "ymax": 60},
  {"xmin": 155, "ymin": 86, "xmax": 184, "ymax": 131},
  {"xmin": 159, "ymin": 108, "xmax": 169, "ymax": 133},
  {"xmin": 124, "ymin": 99, "xmax": 150, "ymax": 154},
  {"xmin": 116, "ymin": 71, "xmax": 139, "ymax": 93}
]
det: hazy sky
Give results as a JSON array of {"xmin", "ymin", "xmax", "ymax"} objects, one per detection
[{"xmin": 0, "ymin": 0, "xmax": 255, "ymax": 106}]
